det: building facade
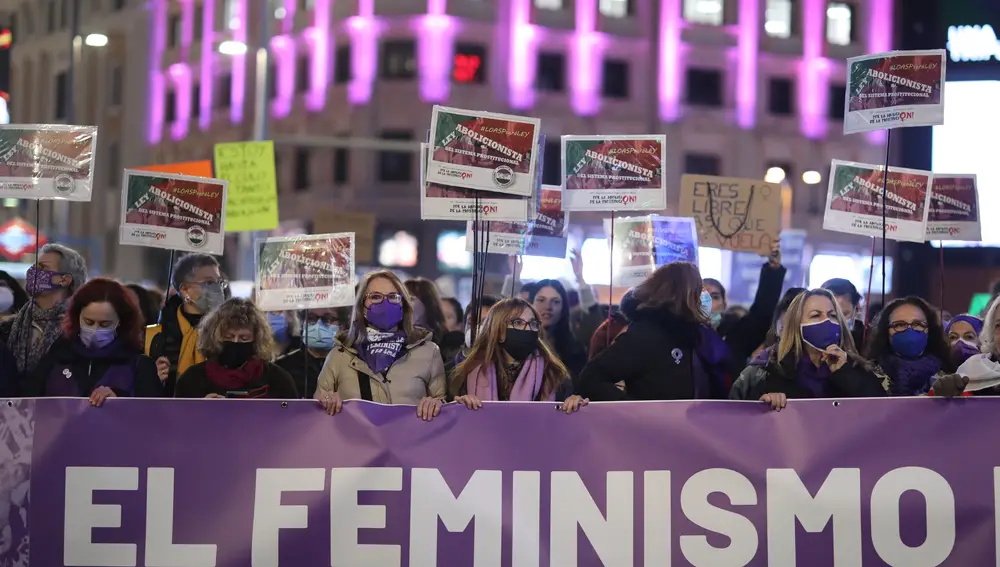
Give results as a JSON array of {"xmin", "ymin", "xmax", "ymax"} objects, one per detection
[{"xmin": 3, "ymin": 0, "xmax": 892, "ymax": 284}]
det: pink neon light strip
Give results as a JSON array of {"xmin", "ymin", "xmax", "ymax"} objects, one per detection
[
  {"xmin": 169, "ymin": 64, "xmax": 192, "ymax": 140},
  {"xmin": 271, "ymin": 35, "xmax": 295, "ymax": 117},
  {"xmin": 198, "ymin": 0, "xmax": 214, "ymax": 130},
  {"xmin": 306, "ymin": 0, "xmax": 331, "ymax": 111},
  {"xmin": 230, "ymin": 0, "xmax": 248, "ymax": 123},
  {"xmin": 799, "ymin": 0, "xmax": 827, "ymax": 138},
  {"xmin": 347, "ymin": 0, "xmax": 377, "ymax": 104},
  {"xmin": 508, "ymin": 0, "xmax": 534, "ymax": 109},
  {"xmin": 658, "ymin": 0, "xmax": 681, "ymax": 122},
  {"xmin": 146, "ymin": 0, "xmax": 167, "ymax": 143},
  {"xmin": 735, "ymin": 0, "xmax": 758, "ymax": 129},
  {"xmin": 418, "ymin": 0, "xmax": 454, "ymax": 104},
  {"xmin": 572, "ymin": 0, "xmax": 599, "ymax": 115}
]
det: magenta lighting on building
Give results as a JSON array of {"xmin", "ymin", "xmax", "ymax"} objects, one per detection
[
  {"xmin": 658, "ymin": 0, "xmax": 682, "ymax": 122},
  {"xmin": 866, "ymin": 0, "xmax": 892, "ymax": 144},
  {"xmin": 306, "ymin": 0, "xmax": 332, "ymax": 111},
  {"xmin": 271, "ymin": 35, "xmax": 295, "ymax": 118},
  {"xmin": 735, "ymin": 0, "xmax": 759, "ymax": 129},
  {"xmin": 571, "ymin": 0, "xmax": 601, "ymax": 115},
  {"xmin": 181, "ymin": 0, "xmax": 194, "ymax": 61},
  {"xmin": 417, "ymin": 11, "xmax": 456, "ymax": 103},
  {"xmin": 169, "ymin": 64, "xmax": 193, "ymax": 140},
  {"xmin": 147, "ymin": 0, "xmax": 167, "ymax": 143},
  {"xmin": 799, "ymin": 0, "xmax": 828, "ymax": 138},
  {"xmin": 507, "ymin": 0, "xmax": 535, "ymax": 109},
  {"xmin": 230, "ymin": 0, "xmax": 249, "ymax": 124},
  {"xmin": 198, "ymin": 0, "xmax": 215, "ymax": 130},
  {"xmin": 347, "ymin": 0, "xmax": 378, "ymax": 104}
]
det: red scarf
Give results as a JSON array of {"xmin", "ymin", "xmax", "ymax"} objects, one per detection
[{"xmin": 205, "ymin": 358, "xmax": 266, "ymax": 391}]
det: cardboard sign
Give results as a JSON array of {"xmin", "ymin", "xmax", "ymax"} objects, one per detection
[
  {"xmin": 678, "ymin": 174, "xmax": 780, "ymax": 255},
  {"xmin": 214, "ymin": 141, "xmax": 279, "ymax": 232}
]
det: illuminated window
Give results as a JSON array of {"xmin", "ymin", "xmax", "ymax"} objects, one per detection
[
  {"xmin": 452, "ymin": 43, "xmax": 486, "ymax": 84},
  {"xmin": 224, "ymin": 0, "xmax": 239, "ymax": 30},
  {"xmin": 684, "ymin": 0, "xmax": 723, "ymax": 26},
  {"xmin": 599, "ymin": 0, "xmax": 630, "ymax": 18},
  {"xmin": 765, "ymin": 0, "xmax": 792, "ymax": 38},
  {"xmin": 826, "ymin": 2, "xmax": 853, "ymax": 46},
  {"xmin": 534, "ymin": 0, "xmax": 562, "ymax": 10}
]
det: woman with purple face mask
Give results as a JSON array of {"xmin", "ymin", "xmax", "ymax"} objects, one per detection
[
  {"xmin": 730, "ymin": 288, "xmax": 885, "ymax": 409},
  {"xmin": 314, "ymin": 270, "xmax": 446, "ymax": 420},
  {"xmin": 26, "ymin": 279, "xmax": 161, "ymax": 405}
]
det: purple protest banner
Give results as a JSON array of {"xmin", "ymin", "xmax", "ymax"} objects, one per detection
[{"xmin": 3, "ymin": 397, "xmax": 997, "ymax": 566}]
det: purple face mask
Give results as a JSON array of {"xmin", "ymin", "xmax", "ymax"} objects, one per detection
[
  {"xmin": 951, "ymin": 339, "xmax": 980, "ymax": 367},
  {"xmin": 801, "ymin": 319, "xmax": 841, "ymax": 350},
  {"xmin": 25, "ymin": 265, "xmax": 67, "ymax": 295},
  {"xmin": 366, "ymin": 301, "xmax": 404, "ymax": 332}
]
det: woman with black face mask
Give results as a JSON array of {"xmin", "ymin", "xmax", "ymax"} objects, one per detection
[
  {"xmin": 173, "ymin": 298, "xmax": 298, "ymax": 399},
  {"xmin": 450, "ymin": 298, "xmax": 587, "ymax": 412}
]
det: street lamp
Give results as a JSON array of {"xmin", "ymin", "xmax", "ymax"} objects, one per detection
[
  {"xmin": 84, "ymin": 33, "xmax": 108, "ymax": 47},
  {"xmin": 802, "ymin": 170, "xmax": 822, "ymax": 185},
  {"xmin": 218, "ymin": 40, "xmax": 248, "ymax": 55},
  {"xmin": 765, "ymin": 166, "xmax": 786, "ymax": 184}
]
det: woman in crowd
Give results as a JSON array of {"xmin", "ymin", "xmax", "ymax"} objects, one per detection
[
  {"xmin": 276, "ymin": 307, "xmax": 351, "ymax": 398},
  {"xmin": 28, "ymin": 278, "xmax": 162, "ymax": 405},
  {"xmin": 314, "ymin": 270, "xmax": 445, "ymax": 419},
  {"xmin": 0, "ymin": 244, "xmax": 88, "ymax": 377},
  {"xmin": 404, "ymin": 277, "xmax": 447, "ymax": 342},
  {"xmin": 125, "ymin": 283, "xmax": 160, "ymax": 328},
  {"xmin": 450, "ymin": 298, "xmax": 586, "ymax": 412},
  {"xmin": 447, "ymin": 294, "xmax": 500, "ymax": 375},
  {"xmin": 946, "ymin": 314, "xmax": 983, "ymax": 368},
  {"xmin": 578, "ymin": 262, "xmax": 733, "ymax": 401},
  {"xmin": 863, "ymin": 297, "xmax": 953, "ymax": 396},
  {"xmin": 730, "ymin": 288, "xmax": 885, "ymax": 407},
  {"xmin": 0, "ymin": 271, "xmax": 28, "ymax": 321},
  {"xmin": 266, "ymin": 310, "xmax": 300, "ymax": 358},
  {"xmin": 822, "ymin": 278, "xmax": 866, "ymax": 347},
  {"xmin": 935, "ymin": 297, "xmax": 1000, "ymax": 397},
  {"xmin": 174, "ymin": 298, "xmax": 298, "ymax": 399},
  {"xmin": 750, "ymin": 287, "xmax": 807, "ymax": 361},
  {"xmin": 441, "ymin": 297, "xmax": 464, "ymax": 333},
  {"xmin": 530, "ymin": 279, "xmax": 587, "ymax": 379}
]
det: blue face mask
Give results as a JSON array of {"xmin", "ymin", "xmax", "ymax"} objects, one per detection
[
  {"xmin": 700, "ymin": 290, "xmax": 713, "ymax": 318},
  {"xmin": 268, "ymin": 312, "xmax": 288, "ymax": 343},
  {"xmin": 890, "ymin": 328, "xmax": 928, "ymax": 358},
  {"xmin": 304, "ymin": 321, "xmax": 337, "ymax": 351}
]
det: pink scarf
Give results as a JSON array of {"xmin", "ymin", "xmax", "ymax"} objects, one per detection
[{"xmin": 466, "ymin": 355, "xmax": 554, "ymax": 401}]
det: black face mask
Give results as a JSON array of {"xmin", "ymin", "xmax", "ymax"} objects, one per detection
[
  {"xmin": 503, "ymin": 329, "xmax": 539, "ymax": 361},
  {"xmin": 218, "ymin": 341, "xmax": 255, "ymax": 369}
]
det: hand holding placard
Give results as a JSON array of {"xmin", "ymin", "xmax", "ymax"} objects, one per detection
[{"xmin": 214, "ymin": 141, "xmax": 279, "ymax": 233}]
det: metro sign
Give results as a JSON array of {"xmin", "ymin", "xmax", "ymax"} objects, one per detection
[
  {"xmin": 947, "ymin": 24, "xmax": 1000, "ymax": 62},
  {"xmin": 0, "ymin": 218, "xmax": 46, "ymax": 261}
]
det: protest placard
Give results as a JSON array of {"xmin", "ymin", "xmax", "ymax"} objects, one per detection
[
  {"xmin": 678, "ymin": 174, "xmax": 780, "ymax": 255},
  {"xmin": 313, "ymin": 210, "xmax": 377, "ymax": 263},
  {"xmin": 844, "ymin": 49, "xmax": 946, "ymax": 135},
  {"xmin": 118, "ymin": 169, "xmax": 228, "ymax": 254},
  {"xmin": 608, "ymin": 215, "xmax": 698, "ymax": 286},
  {"xmin": 255, "ymin": 233, "xmax": 356, "ymax": 311},
  {"xmin": 134, "ymin": 160, "xmax": 213, "ymax": 178},
  {"xmin": 420, "ymin": 143, "xmax": 533, "ymax": 221},
  {"xmin": 425, "ymin": 106, "xmax": 540, "ymax": 197},
  {"xmin": 823, "ymin": 159, "xmax": 933, "ymax": 242},
  {"xmin": 0, "ymin": 125, "xmax": 98, "ymax": 201},
  {"xmin": 214, "ymin": 140, "xmax": 279, "ymax": 232},
  {"xmin": 562, "ymin": 135, "xmax": 667, "ymax": 212},
  {"xmin": 465, "ymin": 185, "xmax": 569, "ymax": 258},
  {"xmin": 925, "ymin": 174, "xmax": 980, "ymax": 242}
]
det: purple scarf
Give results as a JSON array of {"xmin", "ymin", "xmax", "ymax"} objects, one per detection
[
  {"xmin": 796, "ymin": 356, "xmax": 833, "ymax": 398},
  {"xmin": 357, "ymin": 328, "xmax": 407, "ymax": 375},
  {"xmin": 691, "ymin": 326, "xmax": 733, "ymax": 399},
  {"xmin": 45, "ymin": 339, "xmax": 136, "ymax": 397},
  {"xmin": 880, "ymin": 355, "xmax": 941, "ymax": 396},
  {"xmin": 466, "ymin": 355, "xmax": 553, "ymax": 401}
]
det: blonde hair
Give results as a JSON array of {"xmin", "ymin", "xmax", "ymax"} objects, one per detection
[
  {"xmin": 776, "ymin": 288, "xmax": 861, "ymax": 364},
  {"xmin": 980, "ymin": 295, "xmax": 1000, "ymax": 356},
  {"xmin": 197, "ymin": 298, "xmax": 275, "ymax": 361},
  {"xmin": 341, "ymin": 270, "xmax": 424, "ymax": 347},
  {"xmin": 451, "ymin": 298, "xmax": 568, "ymax": 400}
]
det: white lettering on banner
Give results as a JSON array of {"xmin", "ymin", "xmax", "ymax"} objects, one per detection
[
  {"xmin": 679, "ymin": 468, "xmax": 758, "ymax": 566},
  {"xmin": 410, "ymin": 469, "xmax": 503, "ymax": 567},
  {"xmin": 330, "ymin": 467, "xmax": 402, "ymax": 566},
  {"xmin": 766, "ymin": 468, "xmax": 862, "ymax": 566},
  {"xmin": 145, "ymin": 468, "xmax": 217, "ymax": 566},
  {"xmin": 870, "ymin": 467, "xmax": 955, "ymax": 567},
  {"xmin": 550, "ymin": 471, "xmax": 634, "ymax": 566},
  {"xmin": 60, "ymin": 465, "xmax": 972, "ymax": 565},
  {"xmin": 947, "ymin": 25, "xmax": 1000, "ymax": 62},
  {"xmin": 64, "ymin": 466, "xmax": 139, "ymax": 567},
  {"xmin": 250, "ymin": 468, "xmax": 325, "ymax": 567}
]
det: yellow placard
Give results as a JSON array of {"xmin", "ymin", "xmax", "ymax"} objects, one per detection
[{"xmin": 213, "ymin": 141, "xmax": 279, "ymax": 232}]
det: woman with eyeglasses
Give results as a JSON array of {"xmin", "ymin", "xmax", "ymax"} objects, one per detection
[
  {"xmin": 314, "ymin": 270, "xmax": 445, "ymax": 420},
  {"xmin": 451, "ymin": 298, "xmax": 586, "ymax": 412},
  {"xmin": 862, "ymin": 296, "xmax": 954, "ymax": 396}
]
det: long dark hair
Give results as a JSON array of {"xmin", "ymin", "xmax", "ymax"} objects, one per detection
[
  {"xmin": 863, "ymin": 296, "xmax": 954, "ymax": 372},
  {"xmin": 404, "ymin": 277, "xmax": 447, "ymax": 343},
  {"xmin": 633, "ymin": 261, "xmax": 709, "ymax": 324},
  {"xmin": 529, "ymin": 279, "xmax": 577, "ymax": 355}
]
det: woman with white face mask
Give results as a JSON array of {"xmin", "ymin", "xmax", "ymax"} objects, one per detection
[
  {"xmin": 28, "ymin": 278, "xmax": 161, "ymax": 405},
  {"xmin": 275, "ymin": 307, "xmax": 350, "ymax": 398},
  {"xmin": 445, "ymin": 295, "xmax": 500, "ymax": 378}
]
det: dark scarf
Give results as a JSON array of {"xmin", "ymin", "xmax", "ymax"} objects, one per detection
[
  {"xmin": 357, "ymin": 328, "xmax": 407, "ymax": 375},
  {"xmin": 795, "ymin": 356, "xmax": 833, "ymax": 398},
  {"xmin": 880, "ymin": 354, "xmax": 941, "ymax": 396},
  {"xmin": 205, "ymin": 358, "xmax": 266, "ymax": 390},
  {"xmin": 692, "ymin": 326, "xmax": 734, "ymax": 398},
  {"xmin": 46, "ymin": 338, "xmax": 137, "ymax": 397},
  {"xmin": 9, "ymin": 300, "xmax": 66, "ymax": 374}
]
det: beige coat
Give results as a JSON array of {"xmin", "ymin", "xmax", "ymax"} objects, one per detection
[{"xmin": 314, "ymin": 331, "xmax": 446, "ymax": 404}]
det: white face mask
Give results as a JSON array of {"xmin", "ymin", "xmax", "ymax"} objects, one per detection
[
  {"xmin": 464, "ymin": 325, "xmax": 482, "ymax": 348},
  {"xmin": 0, "ymin": 286, "xmax": 13, "ymax": 313}
]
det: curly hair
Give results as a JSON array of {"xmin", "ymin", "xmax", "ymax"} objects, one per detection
[
  {"xmin": 63, "ymin": 278, "xmax": 145, "ymax": 352},
  {"xmin": 196, "ymin": 298, "xmax": 275, "ymax": 361}
]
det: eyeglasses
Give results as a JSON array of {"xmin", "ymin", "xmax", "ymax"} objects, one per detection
[
  {"xmin": 889, "ymin": 320, "xmax": 928, "ymax": 333},
  {"xmin": 509, "ymin": 318, "xmax": 540, "ymax": 331},
  {"xmin": 366, "ymin": 292, "xmax": 403, "ymax": 305},
  {"xmin": 193, "ymin": 279, "xmax": 229, "ymax": 289},
  {"xmin": 306, "ymin": 314, "xmax": 339, "ymax": 325}
]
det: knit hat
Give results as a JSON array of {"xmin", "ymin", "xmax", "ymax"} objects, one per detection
[{"xmin": 946, "ymin": 314, "xmax": 983, "ymax": 336}]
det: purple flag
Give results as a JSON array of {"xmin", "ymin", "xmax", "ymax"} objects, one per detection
[{"xmin": 2, "ymin": 397, "xmax": 996, "ymax": 566}]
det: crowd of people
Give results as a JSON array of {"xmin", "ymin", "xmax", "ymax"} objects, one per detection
[{"xmin": 0, "ymin": 241, "xmax": 997, "ymax": 413}]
